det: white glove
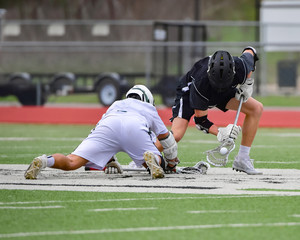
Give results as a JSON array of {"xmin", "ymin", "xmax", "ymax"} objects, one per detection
[
  {"xmin": 217, "ymin": 124, "xmax": 242, "ymax": 142},
  {"xmin": 235, "ymin": 78, "xmax": 254, "ymax": 102},
  {"xmin": 104, "ymin": 157, "xmax": 123, "ymax": 174}
]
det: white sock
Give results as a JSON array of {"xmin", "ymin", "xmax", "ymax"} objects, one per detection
[
  {"xmin": 46, "ymin": 155, "xmax": 55, "ymax": 167},
  {"xmin": 238, "ymin": 145, "xmax": 251, "ymax": 158}
]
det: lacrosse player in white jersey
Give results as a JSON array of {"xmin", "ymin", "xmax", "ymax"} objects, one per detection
[{"xmin": 25, "ymin": 85, "xmax": 179, "ymax": 180}]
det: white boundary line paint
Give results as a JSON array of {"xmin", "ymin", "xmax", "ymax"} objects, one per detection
[
  {"xmin": 0, "ymin": 137, "xmax": 84, "ymax": 141},
  {"xmin": 183, "ymin": 161, "xmax": 300, "ymax": 164},
  {"xmin": 0, "ymin": 206, "xmax": 64, "ymax": 209},
  {"xmin": 255, "ymin": 161, "xmax": 300, "ymax": 164},
  {"xmin": 187, "ymin": 210, "xmax": 255, "ymax": 214},
  {"xmin": 0, "ymin": 195, "xmax": 274, "ymax": 206},
  {"xmin": 253, "ymin": 145, "xmax": 299, "ymax": 148},
  {"xmin": 0, "ymin": 222, "xmax": 299, "ymax": 238},
  {"xmin": 89, "ymin": 207, "xmax": 157, "ymax": 212},
  {"xmin": 260, "ymin": 133, "xmax": 300, "ymax": 137},
  {"xmin": 0, "ymin": 132, "xmax": 299, "ymax": 141}
]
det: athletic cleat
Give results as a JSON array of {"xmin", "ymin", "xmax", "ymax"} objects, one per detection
[
  {"xmin": 128, "ymin": 161, "xmax": 144, "ymax": 170},
  {"xmin": 143, "ymin": 151, "xmax": 164, "ymax": 179},
  {"xmin": 24, "ymin": 155, "xmax": 47, "ymax": 179},
  {"xmin": 232, "ymin": 155, "xmax": 263, "ymax": 175}
]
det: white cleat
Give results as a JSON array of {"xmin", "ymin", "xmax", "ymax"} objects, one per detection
[
  {"xmin": 24, "ymin": 155, "xmax": 47, "ymax": 179},
  {"xmin": 232, "ymin": 155, "xmax": 263, "ymax": 175},
  {"xmin": 143, "ymin": 151, "xmax": 164, "ymax": 179}
]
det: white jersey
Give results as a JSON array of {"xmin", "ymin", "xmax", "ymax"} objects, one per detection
[
  {"xmin": 101, "ymin": 98, "xmax": 168, "ymax": 136},
  {"xmin": 72, "ymin": 98, "xmax": 168, "ymax": 169}
]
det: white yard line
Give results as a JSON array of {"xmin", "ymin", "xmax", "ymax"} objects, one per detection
[
  {"xmin": 255, "ymin": 161, "xmax": 300, "ymax": 164},
  {"xmin": 0, "ymin": 195, "xmax": 272, "ymax": 206},
  {"xmin": 89, "ymin": 207, "xmax": 157, "ymax": 212},
  {"xmin": 0, "ymin": 206, "xmax": 64, "ymax": 209},
  {"xmin": 0, "ymin": 137, "xmax": 84, "ymax": 141},
  {"xmin": 260, "ymin": 133, "xmax": 300, "ymax": 137},
  {"xmin": 0, "ymin": 222, "xmax": 299, "ymax": 238},
  {"xmin": 253, "ymin": 145, "xmax": 299, "ymax": 148},
  {"xmin": 187, "ymin": 210, "xmax": 255, "ymax": 214}
]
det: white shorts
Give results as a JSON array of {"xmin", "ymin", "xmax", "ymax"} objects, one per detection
[{"xmin": 72, "ymin": 115, "xmax": 161, "ymax": 168}]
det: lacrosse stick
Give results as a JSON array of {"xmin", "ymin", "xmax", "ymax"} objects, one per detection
[
  {"xmin": 205, "ymin": 95, "xmax": 244, "ymax": 167},
  {"xmin": 122, "ymin": 161, "xmax": 210, "ymax": 175},
  {"xmin": 179, "ymin": 161, "xmax": 210, "ymax": 175}
]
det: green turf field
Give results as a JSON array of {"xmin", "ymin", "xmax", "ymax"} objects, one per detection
[
  {"xmin": 0, "ymin": 124, "xmax": 299, "ymax": 169},
  {"xmin": 0, "ymin": 124, "xmax": 300, "ymax": 239},
  {"xmin": 0, "ymin": 190, "xmax": 299, "ymax": 240}
]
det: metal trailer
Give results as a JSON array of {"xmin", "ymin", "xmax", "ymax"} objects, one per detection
[
  {"xmin": 0, "ymin": 72, "xmax": 132, "ymax": 106},
  {"xmin": 0, "ymin": 70, "xmax": 180, "ymax": 106}
]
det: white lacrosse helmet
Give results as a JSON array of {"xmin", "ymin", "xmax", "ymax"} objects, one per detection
[{"xmin": 126, "ymin": 85, "xmax": 155, "ymax": 106}]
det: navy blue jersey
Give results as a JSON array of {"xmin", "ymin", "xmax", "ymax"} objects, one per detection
[{"xmin": 176, "ymin": 52, "xmax": 255, "ymax": 111}]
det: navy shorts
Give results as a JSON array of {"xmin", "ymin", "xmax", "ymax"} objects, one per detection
[{"xmin": 170, "ymin": 89, "xmax": 235, "ymax": 122}]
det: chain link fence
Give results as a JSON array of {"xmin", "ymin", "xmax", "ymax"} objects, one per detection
[{"xmin": 0, "ymin": 18, "xmax": 300, "ymax": 105}]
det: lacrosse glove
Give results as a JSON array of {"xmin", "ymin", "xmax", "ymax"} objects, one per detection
[
  {"xmin": 235, "ymin": 78, "xmax": 254, "ymax": 103},
  {"xmin": 217, "ymin": 124, "xmax": 242, "ymax": 142},
  {"xmin": 104, "ymin": 156, "xmax": 123, "ymax": 174}
]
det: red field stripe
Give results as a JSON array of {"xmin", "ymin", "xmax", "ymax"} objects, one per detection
[
  {"xmin": 0, "ymin": 106, "xmax": 108, "ymax": 125},
  {"xmin": 0, "ymin": 106, "xmax": 299, "ymax": 128}
]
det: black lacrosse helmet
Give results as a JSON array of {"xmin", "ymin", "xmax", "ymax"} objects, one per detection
[{"xmin": 207, "ymin": 50, "xmax": 235, "ymax": 92}]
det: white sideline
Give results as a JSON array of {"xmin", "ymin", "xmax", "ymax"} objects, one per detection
[
  {"xmin": 187, "ymin": 210, "xmax": 254, "ymax": 214},
  {"xmin": 0, "ymin": 222, "xmax": 299, "ymax": 238},
  {"xmin": 0, "ymin": 195, "xmax": 276, "ymax": 206},
  {"xmin": 89, "ymin": 207, "xmax": 157, "ymax": 212},
  {"xmin": 0, "ymin": 206, "xmax": 64, "ymax": 209}
]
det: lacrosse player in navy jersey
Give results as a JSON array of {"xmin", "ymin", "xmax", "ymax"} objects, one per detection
[
  {"xmin": 166, "ymin": 47, "xmax": 263, "ymax": 175},
  {"xmin": 25, "ymin": 85, "xmax": 179, "ymax": 180}
]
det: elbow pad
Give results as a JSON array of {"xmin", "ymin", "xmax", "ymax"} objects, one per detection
[
  {"xmin": 160, "ymin": 132, "xmax": 177, "ymax": 160},
  {"xmin": 194, "ymin": 115, "xmax": 214, "ymax": 134}
]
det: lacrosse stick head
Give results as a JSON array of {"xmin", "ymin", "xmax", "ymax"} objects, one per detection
[
  {"xmin": 205, "ymin": 138, "xmax": 235, "ymax": 167},
  {"xmin": 179, "ymin": 161, "xmax": 210, "ymax": 175}
]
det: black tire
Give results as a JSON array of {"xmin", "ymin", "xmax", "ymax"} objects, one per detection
[
  {"xmin": 162, "ymin": 95, "xmax": 176, "ymax": 107},
  {"xmin": 50, "ymin": 77, "xmax": 73, "ymax": 95},
  {"xmin": 157, "ymin": 76, "xmax": 178, "ymax": 107},
  {"xmin": 16, "ymin": 84, "xmax": 47, "ymax": 106},
  {"xmin": 96, "ymin": 78, "xmax": 121, "ymax": 106},
  {"xmin": 10, "ymin": 77, "xmax": 30, "ymax": 88}
]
